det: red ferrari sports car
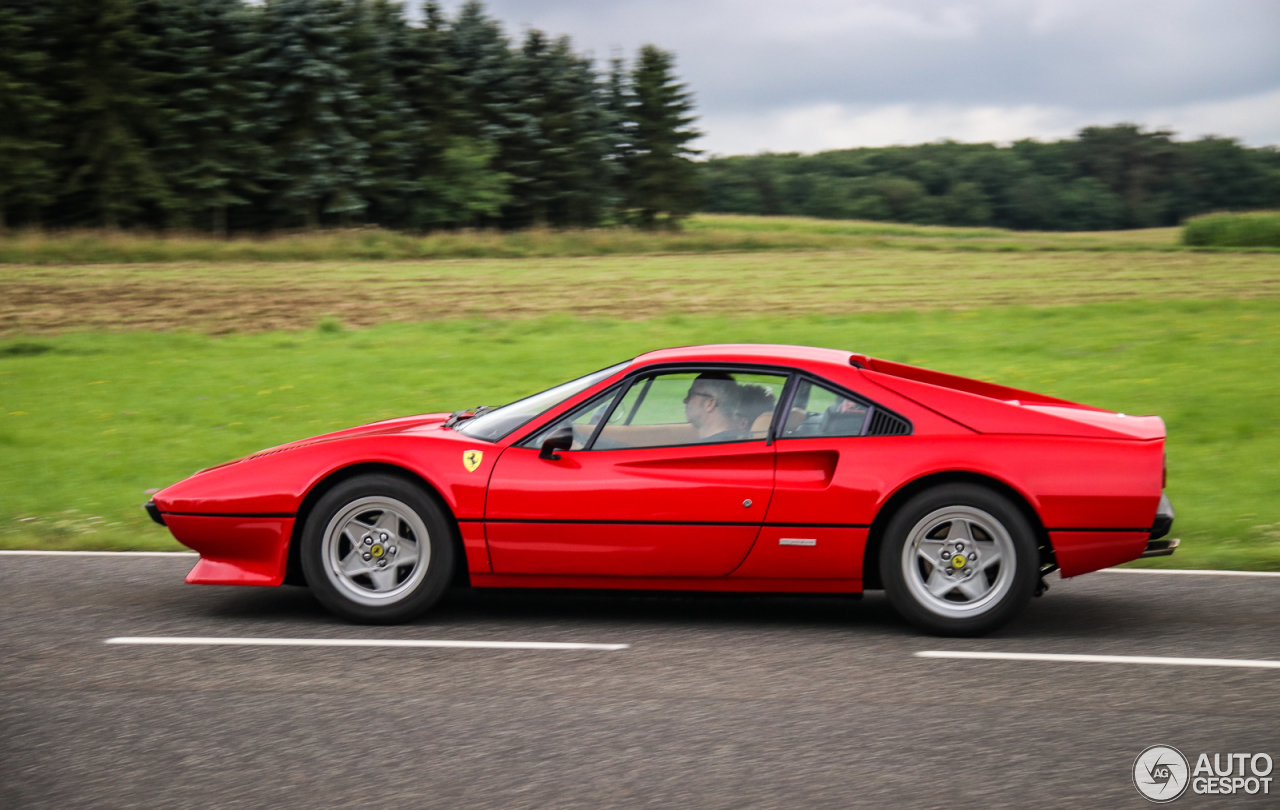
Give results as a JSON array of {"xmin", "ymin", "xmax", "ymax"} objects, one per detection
[{"xmin": 146, "ymin": 344, "xmax": 1176, "ymax": 635}]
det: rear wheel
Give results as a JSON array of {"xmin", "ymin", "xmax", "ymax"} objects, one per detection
[
  {"xmin": 301, "ymin": 474, "xmax": 454, "ymax": 624},
  {"xmin": 880, "ymin": 484, "xmax": 1038, "ymax": 636}
]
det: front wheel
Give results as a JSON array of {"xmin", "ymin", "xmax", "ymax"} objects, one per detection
[
  {"xmin": 301, "ymin": 474, "xmax": 454, "ymax": 624},
  {"xmin": 880, "ymin": 484, "xmax": 1039, "ymax": 636}
]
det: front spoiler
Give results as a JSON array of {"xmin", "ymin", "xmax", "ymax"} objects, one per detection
[{"xmin": 1140, "ymin": 537, "xmax": 1180, "ymax": 558}]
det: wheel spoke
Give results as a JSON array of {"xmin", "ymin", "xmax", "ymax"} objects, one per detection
[
  {"xmin": 955, "ymin": 575, "xmax": 988, "ymax": 602},
  {"xmin": 392, "ymin": 541, "xmax": 420, "ymax": 569},
  {"xmin": 367, "ymin": 566, "xmax": 399, "ymax": 592},
  {"xmin": 373, "ymin": 510, "xmax": 401, "ymax": 537},
  {"xmin": 946, "ymin": 519, "xmax": 974, "ymax": 544},
  {"xmin": 925, "ymin": 567, "xmax": 956, "ymax": 598},
  {"xmin": 916, "ymin": 540, "xmax": 944, "ymax": 567},
  {"xmin": 976, "ymin": 543, "xmax": 1002, "ymax": 571},
  {"xmin": 343, "ymin": 519, "xmax": 374, "ymax": 544},
  {"xmin": 338, "ymin": 549, "xmax": 373, "ymax": 578}
]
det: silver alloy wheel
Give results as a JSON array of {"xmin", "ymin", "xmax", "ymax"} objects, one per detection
[
  {"xmin": 321, "ymin": 496, "xmax": 431, "ymax": 607},
  {"xmin": 900, "ymin": 505, "xmax": 1017, "ymax": 618}
]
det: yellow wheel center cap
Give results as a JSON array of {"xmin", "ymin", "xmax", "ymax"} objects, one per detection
[
  {"xmin": 370, "ymin": 544, "xmax": 385, "ymax": 558},
  {"xmin": 952, "ymin": 554, "xmax": 966, "ymax": 569}
]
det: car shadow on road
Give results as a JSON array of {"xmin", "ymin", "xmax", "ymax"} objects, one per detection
[{"xmin": 196, "ymin": 580, "xmax": 1173, "ymax": 641}]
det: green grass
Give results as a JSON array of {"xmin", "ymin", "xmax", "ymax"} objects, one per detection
[
  {"xmin": 7, "ymin": 214, "xmax": 1269, "ymax": 265},
  {"xmin": 3, "ymin": 299, "xmax": 1279, "ymax": 570},
  {"xmin": 1183, "ymin": 211, "xmax": 1280, "ymax": 248}
]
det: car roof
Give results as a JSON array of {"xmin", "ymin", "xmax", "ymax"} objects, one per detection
[{"xmin": 630, "ymin": 344, "xmax": 855, "ymax": 369}]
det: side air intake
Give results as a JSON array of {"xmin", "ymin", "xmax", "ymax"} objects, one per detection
[{"xmin": 865, "ymin": 408, "xmax": 912, "ymax": 436}]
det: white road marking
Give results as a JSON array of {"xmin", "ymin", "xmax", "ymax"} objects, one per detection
[
  {"xmin": 917, "ymin": 651, "xmax": 1280, "ymax": 669},
  {"xmin": 0, "ymin": 550, "xmax": 197, "ymax": 557},
  {"xmin": 1103, "ymin": 568, "xmax": 1280, "ymax": 578},
  {"xmin": 106, "ymin": 636, "xmax": 629, "ymax": 651}
]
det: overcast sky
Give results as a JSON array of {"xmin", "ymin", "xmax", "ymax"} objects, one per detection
[{"xmin": 439, "ymin": 0, "xmax": 1280, "ymax": 155}]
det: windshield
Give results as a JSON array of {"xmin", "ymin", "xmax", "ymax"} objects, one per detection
[{"xmin": 455, "ymin": 361, "xmax": 631, "ymax": 443}]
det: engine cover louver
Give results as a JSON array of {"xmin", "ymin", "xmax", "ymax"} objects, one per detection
[{"xmin": 866, "ymin": 408, "xmax": 912, "ymax": 436}]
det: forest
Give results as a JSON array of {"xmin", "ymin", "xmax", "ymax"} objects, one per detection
[
  {"xmin": 0, "ymin": 0, "xmax": 701, "ymax": 231},
  {"xmin": 3, "ymin": 0, "xmax": 1278, "ymax": 234},
  {"xmin": 701, "ymin": 128, "xmax": 1280, "ymax": 231}
]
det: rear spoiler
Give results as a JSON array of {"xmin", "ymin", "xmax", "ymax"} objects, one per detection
[{"xmin": 849, "ymin": 353, "xmax": 1108, "ymax": 412}]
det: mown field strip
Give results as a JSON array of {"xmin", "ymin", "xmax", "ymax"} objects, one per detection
[
  {"xmin": 916, "ymin": 651, "xmax": 1280, "ymax": 669},
  {"xmin": 105, "ymin": 636, "xmax": 630, "ymax": 651},
  {"xmin": 5, "ymin": 248, "xmax": 1278, "ymax": 335}
]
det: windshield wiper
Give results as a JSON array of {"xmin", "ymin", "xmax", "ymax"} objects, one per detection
[{"xmin": 443, "ymin": 405, "xmax": 493, "ymax": 429}]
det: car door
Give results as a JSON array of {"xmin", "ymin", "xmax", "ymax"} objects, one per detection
[
  {"xmin": 735, "ymin": 376, "xmax": 884, "ymax": 580},
  {"xmin": 485, "ymin": 368, "xmax": 789, "ymax": 577}
]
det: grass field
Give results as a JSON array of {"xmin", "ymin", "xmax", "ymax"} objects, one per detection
[
  {"xmin": 3, "ymin": 300, "xmax": 1279, "ymax": 570},
  {"xmin": 3, "ymin": 216, "xmax": 1279, "ymax": 569},
  {"xmin": 5, "ymin": 213, "xmax": 1277, "ymax": 266}
]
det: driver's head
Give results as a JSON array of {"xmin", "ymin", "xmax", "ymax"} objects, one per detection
[{"xmin": 685, "ymin": 372, "xmax": 742, "ymax": 436}]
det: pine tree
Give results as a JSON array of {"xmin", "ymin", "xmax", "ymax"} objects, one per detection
[
  {"xmin": 0, "ymin": 0, "xmax": 60, "ymax": 228},
  {"xmin": 342, "ymin": 0, "xmax": 420, "ymax": 228},
  {"xmin": 139, "ymin": 0, "xmax": 272, "ymax": 232},
  {"xmin": 624, "ymin": 45, "xmax": 701, "ymax": 228},
  {"xmin": 260, "ymin": 0, "xmax": 370, "ymax": 228},
  {"xmin": 447, "ymin": 0, "xmax": 524, "ymax": 226},
  {"xmin": 504, "ymin": 31, "xmax": 616, "ymax": 227},
  {"xmin": 48, "ymin": 0, "xmax": 170, "ymax": 228}
]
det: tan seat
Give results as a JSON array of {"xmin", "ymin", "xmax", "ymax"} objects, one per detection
[
  {"xmin": 785, "ymin": 407, "xmax": 806, "ymax": 432},
  {"xmin": 596, "ymin": 423, "xmax": 698, "ymax": 448},
  {"xmin": 749, "ymin": 412, "xmax": 773, "ymax": 439}
]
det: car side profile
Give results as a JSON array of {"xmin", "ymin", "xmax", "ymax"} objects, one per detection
[{"xmin": 146, "ymin": 344, "xmax": 1176, "ymax": 636}]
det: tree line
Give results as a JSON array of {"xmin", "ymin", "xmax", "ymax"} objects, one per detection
[
  {"xmin": 0, "ymin": 0, "xmax": 701, "ymax": 231},
  {"xmin": 702, "ymin": 127, "xmax": 1280, "ymax": 231}
]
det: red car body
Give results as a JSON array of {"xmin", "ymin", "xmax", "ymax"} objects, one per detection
[{"xmin": 150, "ymin": 344, "xmax": 1170, "ymax": 597}]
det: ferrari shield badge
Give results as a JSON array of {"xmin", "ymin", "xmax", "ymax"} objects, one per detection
[{"xmin": 462, "ymin": 449, "xmax": 484, "ymax": 472}]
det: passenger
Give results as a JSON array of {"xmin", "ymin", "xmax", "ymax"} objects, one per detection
[
  {"xmin": 735, "ymin": 384, "xmax": 777, "ymax": 433},
  {"xmin": 684, "ymin": 373, "xmax": 745, "ymax": 442}
]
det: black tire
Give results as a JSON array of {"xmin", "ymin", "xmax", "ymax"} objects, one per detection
[
  {"xmin": 301, "ymin": 474, "xmax": 454, "ymax": 624},
  {"xmin": 879, "ymin": 483, "xmax": 1038, "ymax": 636}
]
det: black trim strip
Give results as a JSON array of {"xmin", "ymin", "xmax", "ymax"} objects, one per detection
[
  {"xmin": 1046, "ymin": 526, "xmax": 1150, "ymax": 533},
  {"xmin": 473, "ymin": 518, "xmax": 871, "ymax": 529},
  {"xmin": 162, "ymin": 512, "xmax": 296, "ymax": 519},
  {"xmin": 765, "ymin": 522, "xmax": 872, "ymax": 529}
]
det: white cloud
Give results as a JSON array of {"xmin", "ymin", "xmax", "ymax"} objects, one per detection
[
  {"xmin": 440, "ymin": 0, "xmax": 1280, "ymax": 151},
  {"xmin": 699, "ymin": 87, "xmax": 1280, "ymax": 154}
]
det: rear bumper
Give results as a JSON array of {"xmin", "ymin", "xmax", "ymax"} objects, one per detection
[
  {"xmin": 1149, "ymin": 493, "xmax": 1175, "ymax": 540},
  {"xmin": 1141, "ymin": 537, "xmax": 1180, "ymax": 558}
]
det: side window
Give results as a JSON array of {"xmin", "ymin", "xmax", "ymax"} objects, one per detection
[
  {"xmin": 780, "ymin": 379, "xmax": 870, "ymax": 438},
  {"xmin": 521, "ymin": 387, "xmax": 619, "ymax": 450},
  {"xmin": 592, "ymin": 370, "xmax": 788, "ymax": 449}
]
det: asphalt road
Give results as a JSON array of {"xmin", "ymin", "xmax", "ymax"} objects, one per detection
[{"xmin": 2, "ymin": 554, "xmax": 1278, "ymax": 809}]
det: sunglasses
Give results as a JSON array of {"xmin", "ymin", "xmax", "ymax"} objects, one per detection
[{"xmin": 683, "ymin": 391, "xmax": 713, "ymax": 404}]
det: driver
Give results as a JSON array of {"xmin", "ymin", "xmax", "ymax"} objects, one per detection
[{"xmin": 684, "ymin": 373, "xmax": 745, "ymax": 443}]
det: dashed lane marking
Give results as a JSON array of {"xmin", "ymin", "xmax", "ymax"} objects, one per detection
[
  {"xmin": 0, "ymin": 550, "xmax": 197, "ymax": 557},
  {"xmin": 1102, "ymin": 568, "xmax": 1280, "ymax": 577},
  {"xmin": 917, "ymin": 651, "xmax": 1280, "ymax": 669},
  {"xmin": 106, "ymin": 636, "xmax": 629, "ymax": 651}
]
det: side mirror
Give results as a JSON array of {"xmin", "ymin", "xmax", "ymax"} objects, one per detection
[{"xmin": 538, "ymin": 425, "xmax": 575, "ymax": 460}]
